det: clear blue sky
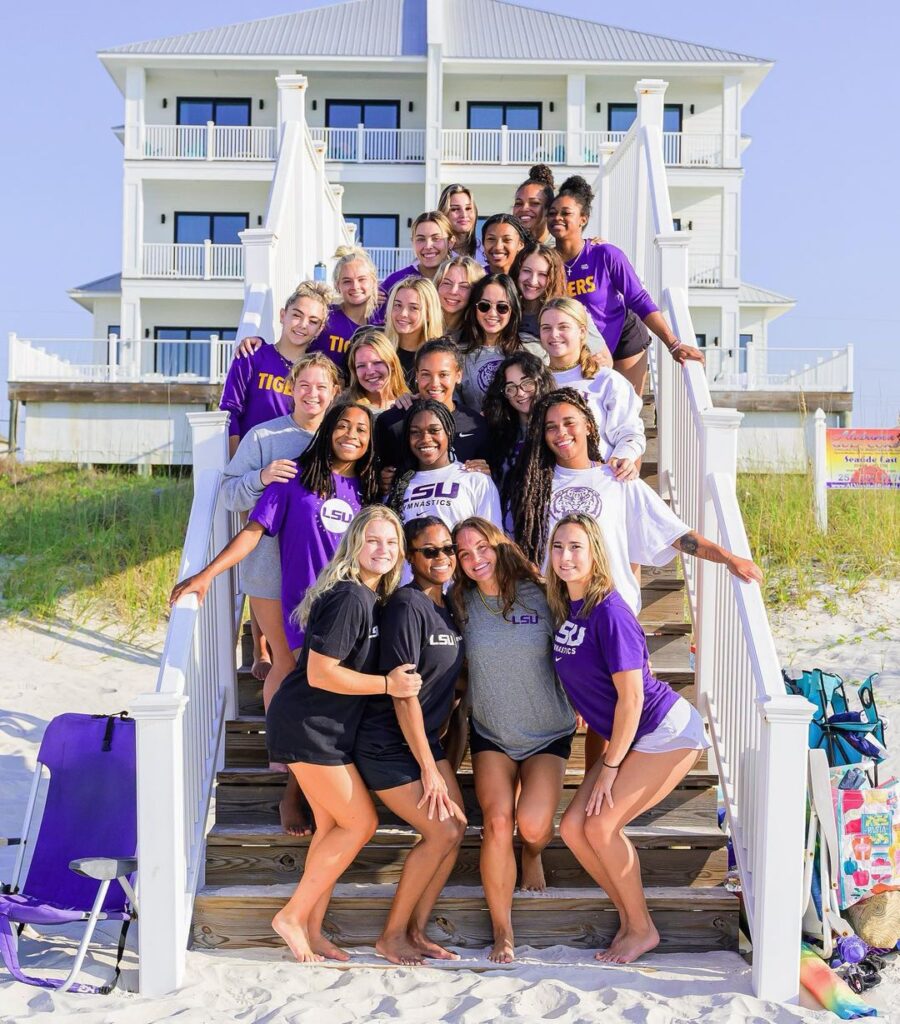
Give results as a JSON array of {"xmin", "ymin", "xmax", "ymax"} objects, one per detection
[{"xmin": 2, "ymin": 0, "xmax": 898, "ymax": 430}]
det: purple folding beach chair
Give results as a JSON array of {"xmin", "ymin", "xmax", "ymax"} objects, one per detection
[{"xmin": 0, "ymin": 712, "xmax": 138, "ymax": 994}]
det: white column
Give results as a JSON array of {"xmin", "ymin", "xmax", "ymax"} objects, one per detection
[
  {"xmin": 565, "ymin": 74, "xmax": 586, "ymax": 166},
  {"xmin": 721, "ymin": 177, "xmax": 741, "ymax": 287},
  {"xmin": 124, "ymin": 66, "xmax": 146, "ymax": 160},
  {"xmin": 424, "ymin": 0, "xmax": 445, "ymax": 209},
  {"xmin": 121, "ymin": 168, "xmax": 144, "ymax": 278},
  {"xmin": 313, "ymin": 140, "xmax": 327, "ymax": 255},
  {"xmin": 813, "ymin": 408, "xmax": 828, "ymax": 532},
  {"xmin": 276, "ymin": 74, "xmax": 308, "ymax": 132},
  {"xmin": 721, "ymin": 296, "xmax": 739, "ymax": 372},
  {"xmin": 722, "ymin": 75, "xmax": 741, "ymax": 168},
  {"xmin": 633, "ymin": 80, "xmax": 668, "ymax": 275},
  {"xmin": 238, "ymin": 228, "xmax": 277, "ymax": 341}
]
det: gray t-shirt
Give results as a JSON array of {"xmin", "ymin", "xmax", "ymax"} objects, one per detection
[
  {"xmin": 459, "ymin": 339, "xmax": 544, "ymax": 413},
  {"xmin": 461, "ymin": 581, "xmax": 575, "ymax": 759},
  {"xmin": 221, "ymin": 415, "xmax": 314, "ymax": 600}
]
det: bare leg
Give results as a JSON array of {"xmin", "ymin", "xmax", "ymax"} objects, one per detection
[
  {"xmin": 614, "ymin": 349, "xmax": 648, "ymax": 397},
  {"xmin": 583, "ymin": 728, "xmax": 607, "ymax": 775},
  {"xmin": 440, "ymin": 699, "xmax": 469, "ymax": 772},
  {"xmin": 374, "ymin": 772, "xmax": 466, "ymax": 965},
  {"xmin": 515, "ymin": 753, "xmax": 568, "ymax": 892},
  {"xmin": 249, "ymin": 603, "xmax": 272, "ymax": 681},
  {"xmin": 473, "ymin": 751, "xmax": 519, "ymax": 963},
  {"xmin": 296, "ymin": 804, "xmax": 349, "ymax": 962},
  {"xmin": 272, "ymin": 762, "xmax": 377, "ymax": 963}
]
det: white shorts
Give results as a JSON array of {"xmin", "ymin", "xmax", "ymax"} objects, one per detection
[{"xmin": 631, "ymin": 698, "xmax": 711, "ymax": 754}]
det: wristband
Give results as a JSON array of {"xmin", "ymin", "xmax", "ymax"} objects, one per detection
[
  {"xmin": 384, "ymin": 675, "xmax": 389, "ymax": 694},
  {"xmin": 669, "ymin": 340, "xmax": 682, "ymax": 354},
  {"xmin": 603, "ymin": 760, "xmax": 621, "ymax": 770}
]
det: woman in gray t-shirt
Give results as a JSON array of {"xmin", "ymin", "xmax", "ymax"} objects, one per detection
[{"xmin": 450, "ymin": 516, "xmax": 575, "ymax": 965}]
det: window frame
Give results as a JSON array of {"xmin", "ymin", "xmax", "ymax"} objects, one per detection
[
  {"xmin": 173, "ymin": 212, "xmax": 250, "ymax": 245},
  {"xmin": 176, "ymin": 97, "xmax": 252, "ymax": 127},
  {"xmin": 324, "ymin": 99, "xmax": 402, "ymax": 129},
  {"xmin": 466, "ymin": 101, "xmax": 543, "ymax": 130},
  {"xmin": 607, "ymin": 103, "xmax": 684, "ymax": 133},
  {"xmin": 152, "ymin": 326, "xmax": 238, "ymax": 377},
  {"xmin": 344, "ymin": 213, "xmax": 400, "ymax": 248}
]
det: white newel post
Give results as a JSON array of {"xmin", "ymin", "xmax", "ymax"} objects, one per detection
[
  {"xmin": 696, "ymin": 409, "xmax": 742, "ymax": 704},
  {"xmin": 752, "ymin": 696, "xmax": 814, "ymax": 1003},
  {"xmin": 205, "ymin": 121, "xmax": 215, "ymax": 161},
  {"xmin": 813, "ymin": 408, "xmax": 828, "ymax": 532},
  {"xmin": 130, "ymin": 692, "xmax": 188, "ymax": 997},
  {"xmin": 238, "ymin": 228, "xmax": 277, "ymax": 342},
  {"xmin": 424, "ymin": 0, "xmax": 444, "ymax": 209},
  {"xmin": 633, "ymin": 80, "xmax": 667, "ymax": 274},
  {"xmin": 654, "ymin": 233, "xmax": 691, "ymax": 485},
  {"xmin": 276, "ymin": 74, "xmax": 308, "ymax": 136},
  {"xmin": 592, "ymin": 143, "xmax": 617, "ymax": 238},
  {"xmin": 313, "ymin": 140, "xmax": 327, "ymax": 253},
  {"xmin": 108, "ymin": 334, "xmax": 119, "ymax": 382}
]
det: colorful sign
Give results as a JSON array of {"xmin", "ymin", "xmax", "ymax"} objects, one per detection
[{"xmin": 825, "ymin": 428, "xmax": 900, "ymax": 489}]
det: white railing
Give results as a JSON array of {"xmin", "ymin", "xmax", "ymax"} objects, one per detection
[
  {"xmin": 7, "ymin": 333, "xmax": 233, "ymax": 384},
  {"xmin": 131, "ymin": 412, "xmax": 241, "ymax": 996},
  {"xmin": 142, "ymin": 124, "xmax": 277, "ymax": 161},
  {"xmin": 309, "ymin": 126, "xmax": 426, "ymax": 163},
  {"xmin": 688, "ymin": 251, "xmax": 722, "ymax": 287},
  {"xmin": 141, "ymin": 242, "xmax": 244, "ymax": 280},
  {"xmin": 441, "ymin": 128, "xmax": 566, "ymax": 164},
  {"xmin": 601, "ymin": 80, "xmax": 813, "ymax": 1005},
  {"xmin": 367, "ymin": 247, "xmax": 414, "ymax": 279},
  {"xmin": 662, "ymin": 132, "xmax": 723, "ymax": 167},
  {"xmin": 704, "ymin": 345, "xmax": 854, "ymax": 392}
]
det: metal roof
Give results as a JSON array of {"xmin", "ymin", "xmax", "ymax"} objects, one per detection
[
  {"xmin": 101, "ymin": 0, "xmax": 767, "ymax": 64},
  {"xmin": 739, "ymin": 282, "xmax": 795, "ymax": 306},
  {"xmin": 70, "ymin": 273, "xmax": 122, "ymax": 294}
]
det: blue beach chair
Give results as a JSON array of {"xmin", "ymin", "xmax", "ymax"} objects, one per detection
[{"xmin": 0, "ymin": 713, "xmax": 138, "ymax": 993}]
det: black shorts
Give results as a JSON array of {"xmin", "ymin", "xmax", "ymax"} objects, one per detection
[
  {"xmin": 612, "ymin": 310, "xmax": 652, "ymax": 361},
  {"xmin": 354, "ymin": 737, "xmax": 446, "ymax": 792},
  {"xmin": 469, "ymin": 719, "xmax": 574, "ymax": 762}
]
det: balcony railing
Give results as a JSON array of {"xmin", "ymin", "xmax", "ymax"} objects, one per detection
[
  {"xmin": 142, "ymin": 124, "xmax": 277, "ymax": 161},
  {"xmin": 704, "ymin": 345, "xmax": 854, "ymax": 392},
  {"xmin": 141, "ymin": 242, "xmax": 244, "ymax": 280},
  {"xmin": 367, "ymin": 247, "xmax": 414, "ymax": 279},
  {"xmin": 688, "ymin": 251, "xmax": 723, "ymax": 287},
  {"xmin": 309, "ymin": 127, "xmax": 426, "ymax": 163}
]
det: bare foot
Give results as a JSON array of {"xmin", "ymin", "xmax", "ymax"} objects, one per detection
[
  {"xmin": 488, "ymin": 934, "xmax": 516, "ymax": 963},
  {"xmin": 600, "ymin": 925, "xmax": 659, "ymax": 964},
  {"xmin": 309, "ymin": 933, "xmax": 350, "ymax": 961},
  {"xmin": 594, "ymin": 924, "xmax": 628, "ymax": 961},
  {"xmin": 408, "ymin": 928, "xmax": 459, "ymax": 960},
  {"xmin": 376, "ymin": 933, "xmax": 425, "ymax": 966},
  {"xmin": 519, "ymin": 848, "xmax": 547, "ymax": 891},
  {"xmin": 272, "ymin": 911, "xmax": 323, "ymax": 963},
  {"xmin": 251, "ymin": 655, "xmax": 272, "ymax": 681},
  {"xmin": 279, "ymin": 793, "xmax": 313, "ymax": 837}
]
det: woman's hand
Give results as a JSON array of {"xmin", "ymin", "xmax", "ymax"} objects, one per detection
[
  {"xmin": 584, "ymin": 347, "xmax": 614, "ymax": 373},
  {"xmin": 386, "ymin": 664, "xmax": 422, "ymax": 699},
  {"xmin": 607, "ymin": 457, "xmax": 639, "ymax": 482},
  {"xmin": 669, "ymin": 341, "xmax": 705, "ymax": 366},
  {"xmin": 234, "ymin": 336, "xmax": 264, "ymax": 359},
  {"xmin": 416, "ymin": 764, "xmax": 466, "ymax": 822},
  {"xmin": 260, "ymin": 459, "xmax": 298, "ymax": 486},
  {"xmin": 394, "ymin": 392, "xmax": 415, "ymax": 411},
  {"xmin": 726, "ymin": 555, "xmax": 763, "ymax": 584},
  {"xmin": 463, "ymin": 459, "xmax": 491, "ymax": 476},
  {"xmin": 169, "ymin": 571, "xmax": 212, "ymax": 607},
  {"xmin": 585, "ymin": 765, "xmax": 618, "ymax": 815}
]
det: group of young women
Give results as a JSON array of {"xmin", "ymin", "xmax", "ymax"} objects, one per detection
[{"xmin": 172, "ymin": 166, "xmax": 759, "ymax": 967}]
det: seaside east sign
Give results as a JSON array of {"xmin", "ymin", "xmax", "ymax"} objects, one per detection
[{"xmin": 825, "ymin": 428, "xmax": 900, "ymax": 489}]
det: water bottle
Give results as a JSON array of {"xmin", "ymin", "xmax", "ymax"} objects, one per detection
[{"xmin": 313, "ymin": 261, "xmax": 327, "ymax": 282}]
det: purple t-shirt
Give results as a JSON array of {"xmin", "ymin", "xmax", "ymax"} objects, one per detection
[
  {"xmin": 220, "ymin": 344, "xmax": 294, "ymax": 439},
  {"xmin": 563, "ymin": 240, "xmax": 658, "ymax": 354},
  {"xmin": 552, "ymin": 590, "xmax": 678, "ymax": 742},
  {"xmin": 308, "ymin": 305, "xmax": 364, "ymax": 376},
  {"xmin": 372, "ymin": 262, "xmax": 421, "ymax": 324},
  {"xmin": 249, "ymin": 472, "xmax": 363, "ymax": 650}
]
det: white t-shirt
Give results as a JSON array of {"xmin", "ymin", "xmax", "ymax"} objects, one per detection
[
  {"xmin": 553, "ymin": 367, "xmax": 646, "ymax": 463},
  {"xmin": 548, "ymin": 463, "xmax": 688, "ymax": 613},
  {"xmin": 401, "ymin": 462, "xmax": 503, "ymax": 529}
]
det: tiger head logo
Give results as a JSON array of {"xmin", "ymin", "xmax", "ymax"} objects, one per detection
[{"xmin": 549, "ymin": 486, "xmax": 603, "ymax": 520}]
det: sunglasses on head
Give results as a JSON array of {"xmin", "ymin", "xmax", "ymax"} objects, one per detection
[
  {"xmin": 476, "ymin": 300, "xmax": 511, "ymax": 315},
  {"xmin": 412, "ymin": 543, "xmax": 457, "ymax": 559}
]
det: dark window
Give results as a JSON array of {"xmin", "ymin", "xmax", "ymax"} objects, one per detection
[
  {"xmin": 325, "ymin": 101, "xmax": 400, "ymax": 130},
  {"xmin": 467, "ymin": 102, "xmax": 542, "ymax": 130},
  {"xmin": 608, "ymin": 103, "xmax": 683, "ymax": 133},
  {"xmin": 174, "ymin": 212, "xmax": 249, "ymax": 245},
  {"xmin": 739, "ymin": 333, "xmax": 753, "ymax": 374},
  {"xmin": 673, "ymin": 218, "xmax": 682, "ymax": 231},
  {"xmin": 345, "ymin": 215, "xmax": 399, "ymax": 249},
  {"xmin": 694, "ymin": 333, "xmax": 707, "ymax": 349},
  {"xmin": 106, "ymin": 324, "xmax": 121, "ymax": 338},
  {"xmin": 154, "ymin": 327, "xmax": 237, "ymax": 377},
  {"xmin": 177, "ymin": 98, "xmax": 251, "ymax": 127}
]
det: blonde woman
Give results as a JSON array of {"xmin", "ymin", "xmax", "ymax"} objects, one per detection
[
  {"xmin": 344, "ymin": 330, "xmax": 410, "ymax": 414},
  {"xmin": 374, "ymin": 212, "xmax": 455, "ymax": 325},
  {"xmin": 438, "ymin": 183, "xmax": 484, "ymax": 262},
  {"xmin": 312, "ymin": 246, "xmax": 380, "ymax": 374},
  {"xmin": 547, "ymin": 513, "xmax": 711, "ymax": 964},
  {"xmin": 384, "ymin": 275, "xmax": 444, "ymax": 388},
  {"xmin": 434, "ymin": 255, "xmax": 485, "ymax": 336},
  {"xmin": 267, "ymin": 506, "xmax": 423, "ymax": 963}
]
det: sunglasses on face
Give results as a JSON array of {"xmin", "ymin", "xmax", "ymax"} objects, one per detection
[
  {"xmin": 476, "ymin": 300, "xmax": 511, "ymax": 315},
  {"xmin": 412, "ymin": 544, "xmax": 457, "ymax": 559},
  {"xmin": 502, "ymin": 377, "xmax": 538, "ymax": 397}
]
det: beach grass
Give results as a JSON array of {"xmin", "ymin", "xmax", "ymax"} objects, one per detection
[
  {"xmin": 0, "ymin": 458, "xmax": 191, "ymax": 631},
  {"xmin": 738, "ymin": 472, "xmax": 900, "ymax": 608}
]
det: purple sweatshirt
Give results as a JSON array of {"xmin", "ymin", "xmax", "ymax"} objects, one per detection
[
  {"xmin": 308, "ymin": 305, "xmax": 365, "ymax": 376},
  {"xmin": 562, "ymin": 240, "xmax": 658, "ymax": 354},
  {"xmin": 372, "ymin": 262, "xmax": 421, "ymax": 324},
  {"xmin": 249, "ymin": 472, "xmax": 363, "ymax": 650},
  {"xmin": 552, "ymin": 590, "xmax": 678, "ymax": 742},
  {"xmin": 219, "ymin": 344, "xmax": 294, "ymax": 439}
]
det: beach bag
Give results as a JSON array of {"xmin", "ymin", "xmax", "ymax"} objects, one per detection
[{"xmin": 833, "ymin": 778, "xmax": 900, "ymax": 910}]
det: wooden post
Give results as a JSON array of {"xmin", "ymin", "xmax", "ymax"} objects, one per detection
[{"xmin": 813, "ymin": 408, "xmax": 828, "ymax": 533}]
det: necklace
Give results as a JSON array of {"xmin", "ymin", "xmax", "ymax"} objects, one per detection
[
  {"xmin": 478, "ymin": 588, "xmax": 503, "ymax": 616},
  {"xmin": 562, "ymin": 241, "xmax": 586, "ymax": 272},
  {"xmin": 553, "ymin": 359, "xmax": 581, "ymax": 373},
  {"xmin": 273, "ymin": 344, "xmax": 295, "ymax": 370}
]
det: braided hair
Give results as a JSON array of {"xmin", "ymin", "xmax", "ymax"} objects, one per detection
[
  {"xmin": 297, "ymin": 400, "xmax": 379, "ymax": 504},
  {"xmin": 386, "ymin": 398, "xmax": 457, "ymax": 517},
  {"xmin": 511, "ymin": 387, "xmax": 604, "ymax": 565}
]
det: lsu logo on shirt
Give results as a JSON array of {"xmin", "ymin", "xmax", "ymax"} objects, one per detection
[
  {"xmin": 320, "ymin": 498, "xmax": 355, "ymax": 533},
  {"xmin": 510, "ymin": 613, "xmax": 539, "ymax": 625},
  {"xmin": 257, "ymin": 372, "xmax": 288, "ymax": 392},
  {"xmin": 409, "ymin": 482, "xmax": 460, "ymax": 502},
  {"xmin": 553, "ymin": 620, "xmax": 586, "ymax": 656},
  {"xmin": 369, "ymin": 625, "xmax": 380, "ymax": 639},
  {"xmin": 566, "ymin": 275, "xmax": 596, "ymax": 298},
  {"xmin": 428, "ymin": 632, "xmax": 461, "ymax": 647}
]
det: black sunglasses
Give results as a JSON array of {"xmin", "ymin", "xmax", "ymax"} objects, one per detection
[
  {"xmin": 476, "ymin": 300, "xmax": 511, "ymax": 315},
  {"xmin": 412, "ymin": 544, "xmax": 457, "ymax": 558}
]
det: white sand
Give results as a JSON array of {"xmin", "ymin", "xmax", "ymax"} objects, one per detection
[{"xmin": 2, "ymin": 587, "xmax": 899, "ymax": 1023}]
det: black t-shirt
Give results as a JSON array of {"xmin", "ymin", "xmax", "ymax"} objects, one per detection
[
  {"xmin": 355, "ymin": 583, "xmax": 464, "ymax": 754},
  {"xmin": 266, "ymin": 580, "xmax": 381, "ymax": 764},
  {"xmin": 375, "ymin": 401, "xmax": 490, "ymax": 469},
  {"xmin": 397, "ymin": 348, "xmax": 417, "ymax": 391}
]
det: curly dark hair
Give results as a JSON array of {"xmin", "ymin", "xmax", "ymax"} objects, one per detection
[
  {"xmin": 458, "ymin": 273, "xmax": 522, "ymax": 357},
  {"xmin": 514, "ymin": 164, "xmax": 555, "ymax": 220},
  {"xmin": 553, "ymin": 175, "xmax": 594, "ymax": 220},
  {"xmin": 510, "ymin": 387, "xmax": 603, "ymax": 565},
  {"xmin": 385, "ymin": 399, "xmax": 457, "ymax": 517},
  {"xmin": 297, "ymin": 400, "xmax": 379, "ymax": 504}
]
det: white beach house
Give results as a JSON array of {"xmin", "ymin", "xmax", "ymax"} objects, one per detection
[{"xmin": 7, "ymin": 0, "xmax": 852, "ymax": 467}]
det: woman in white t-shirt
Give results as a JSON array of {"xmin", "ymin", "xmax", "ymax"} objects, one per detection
[
  {"xmin": 538, "ymin": 297, "xmax": 645, "ymax": 483},
  {"xmin": 510, "ymin": 387, "xmax": 762, "ymax": 612},
  {"xmin": 387, "ymin": 398, "xmax": 503, "ymax": 529}
]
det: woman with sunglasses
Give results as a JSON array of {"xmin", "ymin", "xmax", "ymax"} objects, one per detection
[
  {"xmin": 450, "ymin": 516, "xmax": 575, "ymax": 963},
  {"xmin": 433, "ymin": 255, "xmax": 486, "ymax": 338},
  {"xmin": 344, "ymin": 330, "xmax": 410, "ymax": 415},
  {"xmin": 354, "ymin": 517, "xmax": 467, "ymax": 965},
  {"xmin": 481, "ymin": 214, "xmax": 530, "ymax": 277},
  {"xmin": 438, "ymin": 184, "xmax": 484, "ymax": 263}
]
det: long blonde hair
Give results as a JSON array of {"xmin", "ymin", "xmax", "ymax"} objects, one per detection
[
  {"xmin": 332, "ymin": 245, "xmax": 378, "ymax": 321},
  {"xmin": 539, "ymin": 296, "xmax": 595, "ymax": 378},
  {"xmin": 345, "ymin": 330, "xmax": 410, "ymax": 406},
  {"xmin": 433, "ymin": 255, "xmax": 486, "ymax": 330},
  {"xmin": 294, "ymin": 505, "xmax": 405, "ymax": 627},
  {"xmin": 384, "ymin": 276, "xmax": 444, "ymax": 350},
  {"xmin": 545, "ymin": 513, "xmax": 615, "ymax": 626}
]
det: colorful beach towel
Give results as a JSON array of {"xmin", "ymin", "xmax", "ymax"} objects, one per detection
[{"xmin": 799, "ymin": 944, "xmax": 877, "ymax": 1019}]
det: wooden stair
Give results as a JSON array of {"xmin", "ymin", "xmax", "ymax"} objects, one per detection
[{"xmin": 192, "ymin": 399, "xmax": 740, "ymax": 954}]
